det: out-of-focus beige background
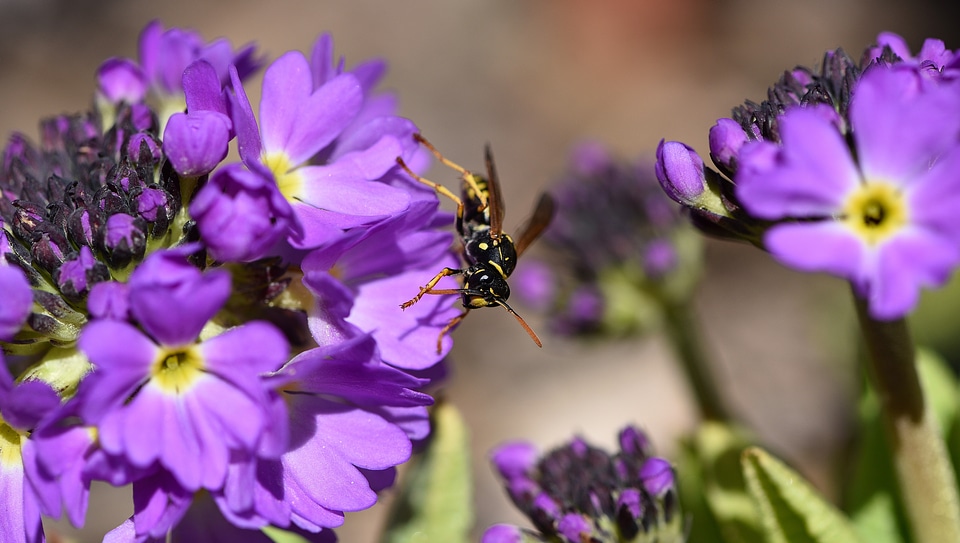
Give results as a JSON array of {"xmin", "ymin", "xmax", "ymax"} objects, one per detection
[{"xmin": 2, "ymin": 0, "xmax": 957, "ymax": 541}]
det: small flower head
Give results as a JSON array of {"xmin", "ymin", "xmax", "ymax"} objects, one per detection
[
  {"xmin": 513, "ymin": 143, "xmax": 702, "ymax": 337},
  {"xmin": 486, "ymin": 426, "xmax": 682, "ymax": 543},
  {"xmin": 657, "ymin": 31, "xmax": 960, "ymax": 319}
]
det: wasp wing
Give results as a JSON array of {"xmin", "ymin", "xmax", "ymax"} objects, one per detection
[
  {"xmin": 513, "ymin": 192, "xmax": 555, "ymax": 257},
  {"xmin": 483, "ymin": 144, "xmax": 507, "ymax": 237}
]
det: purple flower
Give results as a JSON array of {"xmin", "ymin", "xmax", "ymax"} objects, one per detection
[
  {"xmin": 0, "ymin": 264, "xmax": 31, "ymax": 340},
  {"xmin": 0, "ymin": 355, "xmax": 61, "ymax": 543},
  {"xmin": 189, "ymin": 163, "xmax": 294, "ymax": 262},
  {"xmin": 76, "ymin": 249, "xmax": 289, "ymax": 495},
  {"xmin": 736, "ymin": 65, "xmax": 960, "ymax": 319},
  {"xmin": 210, "ymin": 335, "xmax": 432, "ymax": 534},
  {"xmin": 229, "ymin": 35, "xmax": 418, "ymax": 250}
]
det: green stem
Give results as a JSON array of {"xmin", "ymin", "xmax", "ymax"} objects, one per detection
[
  {"xmin": 853, "ymin": 293, "xmax": 960, "ymax": 543},
  {"xmin": 663, "ymin": 300, "xmax": 730, "ymax": 422}
]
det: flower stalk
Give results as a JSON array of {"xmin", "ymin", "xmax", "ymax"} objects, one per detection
[
  {"xmin": 853, "ymin": 292, "xmax": 960, "ymax": 543},
  {"xmin": 662, "ymin": 299, "xmax": 730, "ymax": 422}
]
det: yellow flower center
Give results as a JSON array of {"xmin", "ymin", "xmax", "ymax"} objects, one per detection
[
  {"xmin": 151, "ymin": 346, "xmax": 205, "ymax": 393},
  {"xmin": 841, "ymin": 181, "xmax": 908, "ymax": 246},
  {"xmin": 0, "ymin": 420, "xmax": 24, "ymax": 468},
  {"xmin": 263, "ymin": 152, "xmax": 303, "ymax": 200}
]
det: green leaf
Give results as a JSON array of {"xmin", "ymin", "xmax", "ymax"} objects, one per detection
[
  {"xmin": 742, "ymin": 447, "xmax": 863, "ymax": 543},
  {"xmin": 381, "ymin": 402, "xmax": 473, "ymax": 543},
  {"xmin": 677, "ymin": 421, "xmax": 764, "ymax": 543}
]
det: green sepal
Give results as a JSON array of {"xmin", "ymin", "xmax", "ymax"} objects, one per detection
[
  {"xmin": 380, "ymin": 401, "xmax": 473, "ymax": 543},
  {"xmin": 677, "ymin": 421, "xmax": 764, "ymax": 543},
  {"xmin": 742, "ymin": 447, "xmax": 864, "ymax": 543}
]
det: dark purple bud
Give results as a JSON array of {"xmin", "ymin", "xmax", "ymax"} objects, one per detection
[
  {"xmin": 103, "ymin": 213, "xmax": 146, "ymax": 266},
  {"xmin": 55, "ymin": 246, "xmax": 108, "ymax": 300},
  {"xmin": 32, "ymin": 233, "xmax": 66, "ymax": 274},
  {"xmin": 506, "ymin": 477, "xmax": 540, "ymax": 505},
  {"xmin": 126, "ymin": 132, "xmax": 162, "ymax": 164},
  {"xmin": 481, "ymin": 524, "xmax": 526, "ymax": 543},
  {"xmin": 617, "ymin": 487, "xmax": 643, "ymax": 520},
  {"xmin": 708, "ymin": 118, "xmax": 748, "ymax": 173},
  {"xmin": 97, "ymin": 58, "xmax": 148, "ymax": 104},
  {"xmin": 88, "ymin": 281, "xmax": 131, "ymax": 321},
  {"xmin": 556, "ymin": 513, "xmax": 592, "ymax": 541},
  {"xmin": 491, "ymin": 441, "xmax": 539, "ymax": 481},
  {"xmin": 163, "ymin": 110, "xmax": 231, "ymax": 177},
  {"xmin": 190, "ymin": 163, "xmax": 293, "ymax": 262},
  {"xmin": 0, "ymin": 265, "xmax": 32, "ymax": 340},
  {"xmin": 570, "ymin": 437, "xmax": 588, "ymax": 457},
  {"xmin": 136, "ymin": 187, "xmax": 169, "ymax": 222},
  {"xmin": 655, "ymin": 140, "xmax": 706, "ymax": 204},
  {"xmin": 639, "ymin": 457, "xmax": 674, "ymax": 497},
  {"xmin": 618, "ymin": 426, "xmax": 651, "ymax": 457},
  {"xmin": 532, "ymin": 492, "xmax": 561, "ymax": 519},
  {"xmin": 66, "ymin": 209, "xmax": 95, "ymax": 248}
]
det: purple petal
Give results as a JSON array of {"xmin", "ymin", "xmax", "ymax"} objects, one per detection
[
  {"xmin": 190, "ymin": 163, "xmax": 293, "ymax": 262},
  {"xmin": 200, "ymin": 321, "xmax": 289, "ymax": 378},
  {"xmin": 482, "ymin": 524, "xmax": 525, "ymax": 543},
  {"xmin": 162, "ymin": 110, "xmax": 231, "ymax": 177},
  {"xmin": 868, "ymin": 227, "xmax": 960, "ymax": 320},
  {"xmin": 260, "ymin": 53, "xmax": 362, "ymax": 164},
  {"xmin": 87, "ymin": 281, "xmax": 130, "ymax": 321},
  {"xmin": 905, "ymin": 147, "xmax": 960, "ymax": 240},
  {"xmin": 852, "ymin": 66, "xmax": 960, "ymax": 182},
  {"xmin": 292, "ymin": 163, "xmax": 411, "ymax": 228},
  {"xmin": 97, "ymin": 58, "xmax": 148, "ymax": 103},
  {"xmin": 640, "ymin": 457, "xmax": 675, "ymax": 496},
  {"xmin": 348, "ymin": 263, "xmax": 461, "ymax": 369},
  {"xmin": 763, "ymin": 221, "xmax": 866, "ymax": 280},
  {"xmin": 228, "ymin": 66, "xmax": 265, "ymax": 172},
  {"xmin": 183, "ymin": 60, "xmax": 227, "ymax": 115},
  {"xmin": 0, "ymin": 462, "xmax": 43, "ymax": 542},
  {"xmin": 490, "ymin": 442, "xmax": 538, "ymax": 480},
  {"xmin": 128, "ymin": 250, "xmax": 231, "ymax": 345},
  {"xmin": 736, "ymin": 106, "xmax": 860, "ymax": 219},
  {"xmin": 0, "ymin": 265, "xmax": 31, "ymax": 341}
]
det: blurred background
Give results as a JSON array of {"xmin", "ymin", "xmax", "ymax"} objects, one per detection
[{"xmin": 2, "ymin": 0, "xmax": 958, "ymax": 540}]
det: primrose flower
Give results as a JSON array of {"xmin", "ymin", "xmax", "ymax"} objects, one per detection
[
  {"xmin": 656, "ymin": 31, "xmax": 960, "ymax": 319},
  {"xmin": 0, "ymin": 356, "xmax": 60, "ymax": 543},
  {"xmin": 737, "ymin": 66, "xmax": 960, "ymax": 319},
  {"xmin": 484, "ymin": 426, "xmax": 682, "ymax": 543},
  {"xmin": 0, "ymin": 21, "xmax": 454, "ymax": 541},
  {"xmin": 227, "ymin": 34, "xmax": 419, "ymax": 252}
]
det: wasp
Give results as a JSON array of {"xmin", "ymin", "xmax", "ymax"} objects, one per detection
[{"xmin": 396, "ymin": 133, "xmax": 555, "ymax": 354}]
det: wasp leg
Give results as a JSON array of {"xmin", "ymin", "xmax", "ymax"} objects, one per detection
[
  {"xmin": 400, "ymin": 267, "xmax": 463, "ymax": 309},
  {"xmin": 412, "ymin": 133, "xmax": 488, "ymax": 210},
  {"xmin": 396, "ymin": 156, "xmax": 464, "ymax": 207},
  {"xmin": 435, "ymin": 309, "xmax": 469, "ymax": 354}
]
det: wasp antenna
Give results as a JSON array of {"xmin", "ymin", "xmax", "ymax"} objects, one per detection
[{"xmin": 496, "ymin": 299, "xmax": 543, "ymax": 348}]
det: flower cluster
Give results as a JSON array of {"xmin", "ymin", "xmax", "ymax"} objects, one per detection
[
  {"xmin": 513, "ymin": 143, "xmax": 701, "ymax": 336},
  {"xmin": 483, "ymin": 426, "xmax": 682, "ymax": 543},
  {"xmin": 0, "ymin": 21, "xmax": 459, "ymax": 542},
  {"xmin": 656, "ymin": 32, "xmax": 960, "ymax": 320}
]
